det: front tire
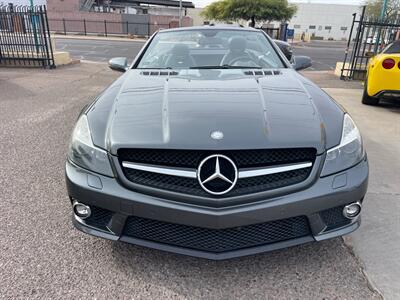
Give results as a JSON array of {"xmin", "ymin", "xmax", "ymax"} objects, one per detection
[{"xmin": 362, "ymin": 81, "xmax": 379, "ymax": 105}]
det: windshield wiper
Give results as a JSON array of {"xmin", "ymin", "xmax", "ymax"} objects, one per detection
[
  {"xmin": 190, "ymin": 65, "xmax": 262, "ymax": 69},
  {"xmin": 136, "ymin": 67, "xmax": 172, "ymax": 69}
]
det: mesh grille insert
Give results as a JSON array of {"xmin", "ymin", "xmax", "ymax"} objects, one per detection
[
  {"xmin": 118, "ymin": 148, "xmax": 316, "ymax": 198},
  {"xmin": 123, "ymin": 215, "xmax": 311, "ymax": 253},
  {"xmin": 320, "ymin": 206, "xmax": 352, "ymax": 231},
  {"xmin": 118, "ymin": 148, "xmax": 316, "ymax": 169},
  {"xmin": 84, "ymin": 206, "xmax": 113, "ymax": 231},
  {"xmin": 123, "ymin": 167, "xmax": 312, "ymax": 197}
]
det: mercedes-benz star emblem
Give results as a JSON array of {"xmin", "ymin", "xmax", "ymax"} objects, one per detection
[
  {"xmin": 211, "ymin": 131, "xmax": 224, "ymax": 140},
  {"xmin": 197, "ymin": 154, "xmax": 238, "ymax": 195}
]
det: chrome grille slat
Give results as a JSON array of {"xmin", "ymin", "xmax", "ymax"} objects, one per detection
[
  {"xmin": 118, "ymin": 148, "xmax": 316, "ymax": 198},
  {"xmin": 122, "ymin": 161, "xmax": 313, "ymax": 179}
]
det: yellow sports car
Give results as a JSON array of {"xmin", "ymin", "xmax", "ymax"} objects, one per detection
[{"xmin": 363, "ymin": 40, "xmax": 400, "ymax": 105}]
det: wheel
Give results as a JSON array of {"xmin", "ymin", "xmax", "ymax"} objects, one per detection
[{"xmin": 362, "ymin": 81, "xmax": 380, "ymax": 105}]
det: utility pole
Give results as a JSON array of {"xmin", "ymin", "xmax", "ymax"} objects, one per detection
[
  {"xmin": 374, "ymin": 0, "xmax": 389, "ymax": 52},
  {"xmin": 30, "ymin": 0, "xmax": 39, "ymax": 53},
  {"xmin": 179, "ymin": 0, "xmax": 182, "ymax": 27},
  {"xmin": 380, "ymin": 0, "xmax": 389, "ymax": 20}
]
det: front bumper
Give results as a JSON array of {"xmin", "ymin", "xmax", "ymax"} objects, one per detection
[{"xmin": 66, "ymin": 157, "xmax": 368, "ymax": 260}]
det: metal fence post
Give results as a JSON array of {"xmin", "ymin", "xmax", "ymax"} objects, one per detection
[
  {"xmin": 83, "ymin": 19, "xmax": 87, "ymax": 35},
  {"xmin": 147, "ymin": 21, "xmax": 150, "ymax": 38},
  {"xmin": 341, "ymin": 12, "xmax": 357, "ymax": 79},
  {"xmin": 43, "ymin": 5, "xmax": 55, "ymax": 68},
  {"xmin": 104, "ymin": 20, "xmax": 107, "ymax": 37},
  {"xmin": 126, "ymin": 21, "xmax": 129, "ymax": 36},
  {"xmin": 350, "ymin": 6, "xmax": 366, "ymax": 79},
  {"xmin": 62, "ymin": 18, "xmax": 66, "ymax": 35}
]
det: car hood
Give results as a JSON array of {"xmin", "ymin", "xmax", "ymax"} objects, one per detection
[
  {"xmin": 99, "ymin": 69, "xmax": 325, "ymax": 154},
  {"xmin": 95, "ymin": 69, "xmax": 326, "ymax": 155}
]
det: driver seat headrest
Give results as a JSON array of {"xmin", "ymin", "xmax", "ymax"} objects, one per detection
[{"xmin": 229, "ymin": 37, "xmax": 247, "ymax": 53}]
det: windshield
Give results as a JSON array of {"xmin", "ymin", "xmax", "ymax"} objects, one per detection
[
  {"xmin": 383, "ymin": 41, "xmax": 400, "ymax": 54},
  {"xmin": 136, "ymin": 29, "xmax": 286, "ymax": 69}
]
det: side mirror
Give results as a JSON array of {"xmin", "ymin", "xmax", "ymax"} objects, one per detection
[
  {"xmin": 285, "ymin": 52, "xmax": 293, "ymax": 62},
  {"xmin": 365, "ymin": 51, "xmax": 375, "ymax": 58},
  {"xmin": 108, "ymin": 57, "xmax": 128, "ymax": 72},
  {"xmin": 292, "ymin": 55, "xmax": 312, "ymax": 71}
]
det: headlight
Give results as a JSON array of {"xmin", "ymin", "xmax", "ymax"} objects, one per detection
[
  {"xmin": 68, "ymin": 115, "xmax": 113, "ymax": 177},
  {"xmin": 321, "ymin": 114, "xmax": 364, "ymax": 176}
]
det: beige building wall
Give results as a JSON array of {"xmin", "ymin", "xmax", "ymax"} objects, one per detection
[{"xmin": 187, "ymin": 8, "xmax": 206, "ymax": 26}]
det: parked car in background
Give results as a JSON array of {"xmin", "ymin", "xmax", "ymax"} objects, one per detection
[
  {"xmin": 366, "ymin": 35, "xmax": 389, "ymax": 45},
  {"xmin": 273, "ymin": 39, "xmax": 294, "ymax": 61},
  {"xmin": 66, "ymin": 26, "xmax": 368, "ymax": 260},
  {"xmin": 362, "ymin": 40, "xmax": 400, "ymax": 105}
]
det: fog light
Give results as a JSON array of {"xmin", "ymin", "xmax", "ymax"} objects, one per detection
[
  {"xmin": 343, "ymin": 202, "xmax": 361, "ymax": 219},
  {"xmin": 73, "ymin": 202, "xmax": 91, "ymax": 219}
]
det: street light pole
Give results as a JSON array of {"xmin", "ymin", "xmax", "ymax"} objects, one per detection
[
  {"xmin": 179, "ymin": 0, "xmax": 182, "ymax": 27},
  {"xmin": 380, "ymin": 0, "xmax": 389, "ymax": 20},
  {"xmin": 374, "ymin": 0, "xmax": 389, "ymax": 53},
  {"xmin": 30, "ymin": 0, "xmax": 39, "ymax": 53}
]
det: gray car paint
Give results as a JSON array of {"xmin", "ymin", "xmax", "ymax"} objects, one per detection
[
  {"xmin": 68, "ymin": 26, "xmax": 367, "ymax": 259},
  {"xmin": 87, "ymin": 69, "xmax": 343, "ymax": 153},
  {"xmin": 87, "ymin": 26, "xmax": 344, "ymax": 154}
]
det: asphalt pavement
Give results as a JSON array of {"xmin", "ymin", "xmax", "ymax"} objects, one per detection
[
  {"xmin": 292, "ymin": 40, "xmax": 348, "ymax": 71},
  {"xmin": 1, "ymin": 63, "xmax": 396, "ymax": 299},
  {"xmin": 55, "ymin": 37, "xmax": 347, "ymax": 71},
  {"xmin": 56, "ymin": 36, "xmax": 145, "ymax": 63}
]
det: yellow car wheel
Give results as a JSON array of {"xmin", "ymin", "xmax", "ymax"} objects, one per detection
[{"xmin": 362, "ymin": 80, "xmax": 380, "ymax": 106}]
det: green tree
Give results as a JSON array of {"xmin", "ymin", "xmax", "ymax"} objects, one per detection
[
  {"xmin": 201, "ymin": 0, "xmax": 297, "ymax": 27},
  {"xmin": 365, "ymin": 0, "xmax": 400, "ymax": 21}
]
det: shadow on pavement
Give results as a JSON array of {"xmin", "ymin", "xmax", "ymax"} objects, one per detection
[{"xmin": 379, "ymin": 97, "xmax": 400, "ymax": 113}]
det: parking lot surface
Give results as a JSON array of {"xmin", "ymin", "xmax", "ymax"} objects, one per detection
[
  {"xmin": 0, "ymin": 63, "xmax": 392, "ymax": 299},
  {"xmin": 55, "ymin": 37, "xmax": 346, "ymax": 71},
  {"xmin": 293, "ymin": 40, "xmax": 348, "ymax": 71}
]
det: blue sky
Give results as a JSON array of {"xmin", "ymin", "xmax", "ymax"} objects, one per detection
[{"xmin": 192, "ymin": 0, "xmax": 364, "ymax": 8}]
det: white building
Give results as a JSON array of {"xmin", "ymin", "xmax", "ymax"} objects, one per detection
[
  {"xmin": 189, "ymin": 2, "xmax": 362, "ymax": 41},
  {"xmin": 0, "ymin": 0, "xmax": 46, "ymax": 5},
  {"xmin": 286, "ymin": 2, "xmax": 362, "ymax": 40}
]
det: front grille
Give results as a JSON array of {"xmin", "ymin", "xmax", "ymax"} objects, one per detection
[
  {"xmin": 84, "ymin": 206, "xmax": 113, "ymax": 231},
  {"xmin": 123, "ymin": 167, "xmax": 311, "ymax": 197},
  {"xmin": 123, "ymin": 216, "xmax": 311, "ymax": 253},
  {"xmin": 118, "ymin": 148, "xmax": 316, "ymax": 169},
  {"xmin": 118, "ymin": 148, "xmax": 316, "ymax": 198},
  {"xmin": 320, "ymin": 206, "xmax": 352, "ymax": 231}
]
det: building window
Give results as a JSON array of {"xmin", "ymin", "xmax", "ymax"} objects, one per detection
[
  {"xmin": 341, "ymin": 26, "xmax": 348, "ymax": 31},
  {"xmin": 294, "ymin": 25, "xmax": 301, "ymax": 29},
  {"xmin": 309, "ymin": 25, "xmax": 316, "ymax": 30},
  {"xmin": 318, "ymin": 25, "xmax": 322, "ymax": 31},
  {"xmin": 325, "ymin": 26, "xmax": 332, "ymax": 30}
]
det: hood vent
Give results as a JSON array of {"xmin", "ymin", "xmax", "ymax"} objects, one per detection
[
  {"xmin": 244, "ymin": 69, "xmax": 282, "ymax": 76},
  {"xmin": 140, "ymin": 70, "xmax": 179, "ymax": 76}
]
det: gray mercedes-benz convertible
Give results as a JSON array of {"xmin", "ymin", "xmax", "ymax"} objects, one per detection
[{"xmin": 66, "ymin": 26, "xmax": 368, "ymax": 260}]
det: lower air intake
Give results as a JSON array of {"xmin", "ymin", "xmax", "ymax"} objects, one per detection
[
  {"xmin": 320, "ymin": 205, "xmax": 352, "ymax": 231},
  {"xmin": 123, "ymin": 215, "xmax": 311, "ymax": 253}
]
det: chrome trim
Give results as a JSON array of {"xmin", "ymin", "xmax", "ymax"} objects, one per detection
[
  {"xmin": 238, "ymin": 162, "xmax": 313, "ymax": 179},
  {"xmin": 197, "ymin": 154, "xmax": 238, "ymax": 195},
  {"xmin": 343, "ymin": 202, "xmax": 362, "ymax": 220},
  {"xmin": 72, "ymin": 201, "xmax": 114, "ymax": 234},
  {"xmin": 72, "ymin": 201, "xmax": 91, "ymax": 219},
  {"xmin": 122, "ymin": 161, "xmax": 197, "ymax": 178},
  {"xmin": 122, "ymin": 161, "xmax": 313, "ymax": 180}
]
